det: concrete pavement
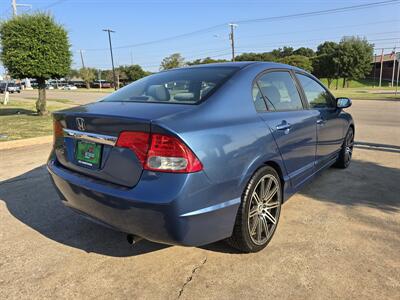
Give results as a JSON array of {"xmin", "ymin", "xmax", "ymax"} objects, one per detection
[
  {"xmin": 0, "ymin": 99, "xmax": 399, "ymax": 299},
  {"xmin": 1, "ymin": 144, "xmax": 399, "ymax": 299}
]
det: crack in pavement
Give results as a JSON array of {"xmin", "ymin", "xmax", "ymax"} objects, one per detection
[{"xmin": 177, "ymin": 257, "xmax": 207, "ymax": 298}]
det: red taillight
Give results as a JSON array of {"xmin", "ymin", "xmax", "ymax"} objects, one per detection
[
  {"xmin": 116, "ymin": 131, "xmax": 202, "ymax": 173},
  {"xmin": 116, "ymin": 131, "xmax": 150, "ymax": 165}
]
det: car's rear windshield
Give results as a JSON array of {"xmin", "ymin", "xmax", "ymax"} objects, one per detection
[{"xmin": 101, "ymin": 66, "xmax": 239, "ymax": 104}]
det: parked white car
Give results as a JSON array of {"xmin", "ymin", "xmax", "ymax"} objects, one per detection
[{"xmin": 63, "ymin": 85, "xmax": 78, "ymax": 90}]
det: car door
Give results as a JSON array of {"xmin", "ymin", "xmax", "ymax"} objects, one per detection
[
  {"xmin": 295, "ymin": 73, "xmax": 344, "ymax": 170},
  {"xmin": 253, "ymin": 70, "xmax": 319, "ymax": 188}
]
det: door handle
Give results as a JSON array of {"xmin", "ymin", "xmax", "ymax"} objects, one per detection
[
  {"xmin": 276, "ymin": 122, "xmax": 292, "ymax": 134},
  {"xmin": 316, "ymin": 119, "xmax": 326, "ymax": 126}
]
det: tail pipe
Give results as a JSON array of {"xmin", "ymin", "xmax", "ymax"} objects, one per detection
[{"xmin": 127, "ymin": 234, "xmax": 143, "ymax": 246}]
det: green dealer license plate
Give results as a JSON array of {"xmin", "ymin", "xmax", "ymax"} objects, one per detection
[{"xmin": 76, "ymin": 141, "xmax": 102, "ymax": 168}]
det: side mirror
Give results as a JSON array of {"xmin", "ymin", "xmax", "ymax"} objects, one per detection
[{"xmin": 336, "ymin": 97, "xmax": 352, "ymax": 109}]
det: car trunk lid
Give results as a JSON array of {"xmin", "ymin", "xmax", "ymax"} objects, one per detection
[{"xmin": 53, "ymin": 101, "xmax": 194, "ymax": 187}]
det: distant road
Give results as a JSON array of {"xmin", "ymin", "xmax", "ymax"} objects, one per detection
[{"xmin": 10, "ymin": 89, "xmax": 109, "ymax": 105}]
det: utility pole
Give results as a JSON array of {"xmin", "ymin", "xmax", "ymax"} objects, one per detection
[
  {"xmin": 391, "ymin": 47, "xmax": 396, "ymax": 87},
  {"xmin": 379, "ymin": 48, "xmax": 384, "ymax": 87},
  {"xmin": 228, "ymin": 23, "xmax": 238, "ymax": 62},
  {"xmin": 12, "ymin": 0, "xmax": 17, "ymax": 16},
  {"xmin": 79, "ymin": 50, "xmax": 86, "ymax": 69},
  {"xmin": 396, "ymin": 53, "xmax": 400, "ymax": 98},
  {"xmin": 373, "ymin": 53, "xmax": 377, "ymax": 87},
  {"xmin": 335, "ymin": 48, "xmax": 340, "ymax": 90},
  {"xmin": 98, "ymin": 69, "xmax": 102, "ymax": 91},
  {"xmin": 11, "ymin": 0, "xmax": 32, "ymax": 17},
  {"xmin": 103, "ymin": 29, "xmax": 117, "ymax": 90}
]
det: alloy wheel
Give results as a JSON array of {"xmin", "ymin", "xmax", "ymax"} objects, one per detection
[
  {"xmin": 344, "ymin": 129, "xmax": 354, "ymax": 166},
  {"xmin": 247, "ymin": 174, "xmax": 281, "ymax": 245}
]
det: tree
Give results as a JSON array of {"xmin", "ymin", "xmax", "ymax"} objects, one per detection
[
  {"xmin": 68, "ymin": 69, "xmax": 80, "ymax": 80},
  {"xmin": 186, "ymin": 57, "xmax": 229, "ymax": 65},
  {"xmin": 271, "ymin": 46, "xmax": 294, "ymax": 58},
  {"xmin": 337, "ymin": 36, "xmax": 373, "ymax": 87},
  {"xmin": 118, "ymin": 64, "xmax": 147, "ymax": 82},
  {"xmin": 79, "ymin": 67, "xmax": 96, "ymax": 89},
  {"xmin": 280, "ymin": 55, "xmax": 313, "ymax": 72},
  {"xmin": 293, "ymin": 47, "xmax": 315, "ymax": 58},
  {"xmin": 313, "ymin": 41, "xmax": 339, "ymax": 88},
  {"xmin": 160, "ymin": 53, "xmax": 185, "ymax": 70},
  {"xmin": 0, "ymin": 13, "xmax": 71, "ymax": 115},
  {"xmin": 235, "ymin": 52, "xmax": 277, "ymax": 62}
]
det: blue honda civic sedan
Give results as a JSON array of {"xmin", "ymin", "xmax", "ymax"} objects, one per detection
[{"xmin": 47, "ymin": 62, "xmax": 354, "ymax": 252}]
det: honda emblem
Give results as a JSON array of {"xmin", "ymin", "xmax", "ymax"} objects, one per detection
[{"xmin": 76, "ymin": 118, "xmax": 86, "ymax": 131}]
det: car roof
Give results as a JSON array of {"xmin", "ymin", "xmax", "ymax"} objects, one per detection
[{"xmin": 166, "ymin": 61, "xmax": 306, "ymax": 73}]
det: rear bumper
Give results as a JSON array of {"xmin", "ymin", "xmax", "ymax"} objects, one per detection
[{"xmin": 47, "ymin": 159, "xmax": 240, "ymax": 246}]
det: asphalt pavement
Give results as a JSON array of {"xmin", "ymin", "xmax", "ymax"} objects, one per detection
[{"xmin": 0, "ymin": 99, "xmax": 399, "ymax": 299}]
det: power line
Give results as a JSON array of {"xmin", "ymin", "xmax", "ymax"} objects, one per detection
[
  {"xmin": 41, "ymin": 0, "xmax": 66, "ymax": 10},
  {"xmin": 240, "ymin": 19, "xmax": 400, "ymax": 40},
  {"xmin": 236, "ymin": 0, "xmax": 400, "ymax": 24},
  {"xmin": 82, "ymin": 0, "xmax": 400, "ymax": 51}
]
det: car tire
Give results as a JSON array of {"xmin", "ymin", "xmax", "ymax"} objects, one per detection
[
  {"xmin": 334, "ymin": 127, "xmax": 354, "ymax": 169},
  {"xmin": 227, "ymin": 166, "xmax": 282, "ymax": 253}
]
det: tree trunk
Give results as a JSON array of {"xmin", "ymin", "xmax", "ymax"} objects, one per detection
[
  {"xmin": 86, "ymin": 81, "xmax": 90, "ymax": 89},
  {"xmin": 342, "ymin": 78, "xmax": 346, "ymax": 88},
  {"xmin": 36, "ymin": 78, "xmax": 48, "ymax": 116},
  {"xmin": 335, "ymin": 78, "xmax": 339, "ymax": 90},
  {"xmin": 327, "ymin": 78, "xmax": 332, "ymax": 89}
]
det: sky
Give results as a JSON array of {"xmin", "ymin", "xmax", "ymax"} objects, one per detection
[{"xmin": 0, "ymin": 0, "xmax": 399, "ymax": 72}]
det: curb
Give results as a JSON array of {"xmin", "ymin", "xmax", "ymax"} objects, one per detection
[{"xmin": 0, "ymin": 135, "xmax": 53, "ymax": 150}]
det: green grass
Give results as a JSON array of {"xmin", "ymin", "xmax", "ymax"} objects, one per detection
[
  {"xmin": 319, "ymin": 78, "xmax": 400, "ymax": 100},
  {"xmin": 319, "ymin": 78, "xmax": 395, "ymax": 89},
  {"xmin": 332, "ymin": 89, "xmax": 399, "ymax": 100},
  {"xmin": 0, "ymin": 100, "xmax": 74, "ymax": 142},
  {"xmin": 25, "ymin": 97, "xmax": 73, "ymax": 104}
]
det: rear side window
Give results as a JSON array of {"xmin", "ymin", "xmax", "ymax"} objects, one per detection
[
  {"xmin": 252, "ymin": 84, "xmax": 268, "ymax": 111},
  {"xmin": 102, "ymin": 67, "xmax": 239, "ymax": 104},
  {"xmin": 296, "ymin": 74, "xmax": 335, "ymax": 108},
  {"xmin": 256, "ymin": 71, "xmax": 303, "ymax": 111}
]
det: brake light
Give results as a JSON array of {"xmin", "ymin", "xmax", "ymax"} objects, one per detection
[
  {"xmin": 116, "ymin": 131, "xmax": 202, "ymax": 173},
  {"xmin": 116, "ymin": 131, "xmax": 150, "ymax": 165}
]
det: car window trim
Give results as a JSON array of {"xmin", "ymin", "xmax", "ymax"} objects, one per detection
[
  {"xmin": 252, "ymin": 68, "xmax": 306, "ymax": 113},
  {"xmin": 294, "ymin": 71, "xmax": 336, "ymax": 109}
]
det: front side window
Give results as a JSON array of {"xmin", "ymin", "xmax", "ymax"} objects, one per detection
[
  {"xmin": 102, "ymin": 67, "xmax": 239, "ymax": 104},
  {"xmin": 296, "ymin": 74, "xmax": 334, "ymax": 108},
  {"xmin": 256, "ymin": 71, "xmax": 303, "ymax": 111}
]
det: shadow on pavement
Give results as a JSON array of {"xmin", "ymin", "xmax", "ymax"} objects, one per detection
[
  {"xmin": 0, "ymin": 165, "xmax": 169, "ymax": 257},
  {"xmin": 354, "ymin": 141, "xmax": 400, "ymax": 153},
  {"xmin": 300, "ymin": 159, "xmax": 400, "ymax": 213},
  {"xmin": 0, "ymin": 157, "xmax": 398, "ymax": 257}
]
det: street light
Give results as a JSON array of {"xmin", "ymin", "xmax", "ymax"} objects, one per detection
[{"xmin": 103, "ymin": 29, "xmax": 117, "ymax": 90}]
